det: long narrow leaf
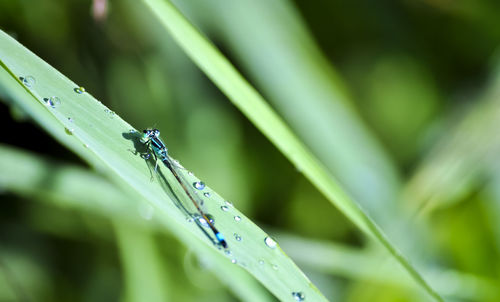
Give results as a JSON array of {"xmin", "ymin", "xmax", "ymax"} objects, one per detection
[
  {"xmin": 140, "ymin": 0, "xmax": 442, "ymax": 300},
  {"xmin": 0, "ymin": 143, "xmax": 273, "ymax": 302},
  {"xmin": 0, "ymin": 30, "xmax": 325, "ymax": 301}
]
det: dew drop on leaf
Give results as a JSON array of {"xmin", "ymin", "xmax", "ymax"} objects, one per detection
[
  {"xmin": 20, "ymin": 75, "xmax": 35, "ymax": 87},
  {"xmin": 264, "ymin": 236, "xmax": 277, "ymax": 249},
  {"xmin": 74, "ymin": 86, "xmax": 86, "ymax": 94},
  {"xmin": 193, "ymin": 181, "xmax": 205, "ymax": 190},
  {"xmin": 43, "ymin": 96, "xmax": 61, "ymax": 108}
]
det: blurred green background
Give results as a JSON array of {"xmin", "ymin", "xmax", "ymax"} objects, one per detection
[{"xmin": 1, "ymin": 0, "xmax": 500, "ymax": 301}]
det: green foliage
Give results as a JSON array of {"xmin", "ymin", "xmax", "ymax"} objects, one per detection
[
  {"xmin": 0, "ymin": 30, "xmax": 324, "ymax": 301},
  {"xmin": 140, "ymin": 0, "xmax": 441, "ymax": 300},
  {"xmin": 1, "ymin": 0, "xmax": 500, "ymax": 301}
]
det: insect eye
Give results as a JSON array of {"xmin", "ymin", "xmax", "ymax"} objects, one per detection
[{"xmin": 153, "ymin": 129, "xmax": 160, "ymax": 136}]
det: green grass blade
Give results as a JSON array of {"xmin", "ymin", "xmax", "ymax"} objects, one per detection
[
  {"xmin": 140, "ymin": 0, "xmax": 443, "ymax": 300},
  {"xmin": 0, "ymin": 30, "xmax": 325, "ymax": 301},
  {"xmin": 404, "ymin": 62, "xmax": 500, "ymax": 215},
  {"xmin": 277, "ymin": 233, "xmax": 500, "ymax": 300},
  {"xmin": 0, "ymin": 143, "xmax": 273, "ymax": 302},
  {"xmin": 114, "ymin": 222, "xmax": 171, "ymax": 302},
  {"xmin": 181, "ymin": 0, "xmax": 401, "ymax": 220}
]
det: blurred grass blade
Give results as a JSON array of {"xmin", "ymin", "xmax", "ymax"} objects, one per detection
[
  {"xmin": 114, "ymin": 222, "xmax": 170, "ymax": 302},
  {"xmin": 403, "ymin": 60, "xmax": 500, "ymax": 215},
  {"xmin": 484, "ymin": 175, "xmax": 500, "ymax": 256},
  {"xmin": 178, "ymin": 0, "xmax": 401, "ymax": 221},
  {"xmin": 277, "ymin": 233, "xmax": 500, "ymax": 301},
  {"xmin": 0, "ymin": 30, "xmax": 325, "ymax": 301},
  {"xmin": 140, "ymin": 0, "xmax": 443, "ymax": 300}
]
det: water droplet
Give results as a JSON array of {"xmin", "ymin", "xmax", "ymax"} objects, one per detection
[
  {"xmin": 272, "ymin": 264, "xmax": 278, "ymax": 270},
  {"xmin": 68, "ymin": 117, "xmax": 74, "ymax": 123},
  {"xmin": 138, "ymin": 203, "xmax": 154, "ymax": 220},
  {"xmin": 74, "ymin": 86, "xmax": 86, "ymax": 94},
  {"xmin": 129, "ymin": 129, "xmax": 137, "ymax": 134},
  {"xmin": 221, "ymin": 205, "xmax": 229, "ymax": 212},
  {"xmin": 234, "ymin": 233, "xmax": 242, "ymax": 241},
  {"xmin": 186, "ymin": 217, "xmax": 194, "ymax": 223},
  {"xmin": 194, "ymin": 214, "xmax": 214, "ymax": 228},
  {"xmin": 234, "ymin": 216, "xmax": 241, "ymax": 222},
  {"xmin": 43, "ymin": 96, "xmax": 61, "ymax": 108},
  {"xmin": 224, "ymin": 200, "xmax": 233, "ymax": 207},
  {"xmin": 65, "ymin": 128, "xmax": 74, "ymax": 135},
  {"xmin": 84, "ymin": 144, "xmax": 89, "ymax": 148},
  {"xmin": 231, "ymin": 259, "xmax": 237, "ymax": 264},
  {"xmin": 20, "ymin": 76, "xmax": 35, "ymax": 87},
  {"xmin": 193, "ymin": 181, "xmax": 205, "ymax": 190},
  {"xmin": 264, "ymin": 237, "xmax": 277, "ymax": 249},
  {"xmin": 258, "ymin": 259, "xmax": 265, "ymax": 265},
  {"xmin": 203, "ymin": 192, "xmax": 211, "ymax": 198},
  {"xmin": 224, "ymin": 250, "xmax": 232, "ymax": 256},
  {"xmin": 187, "ymin": 171, "xmax": 194, "ymax": 176},
  {"xmin": 104, "ymin": 108, "xmax": 115, "ymax": 118},
  {"xmin": 292, "ymin": 292, "xmax": 305, "ymax": 301}
]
